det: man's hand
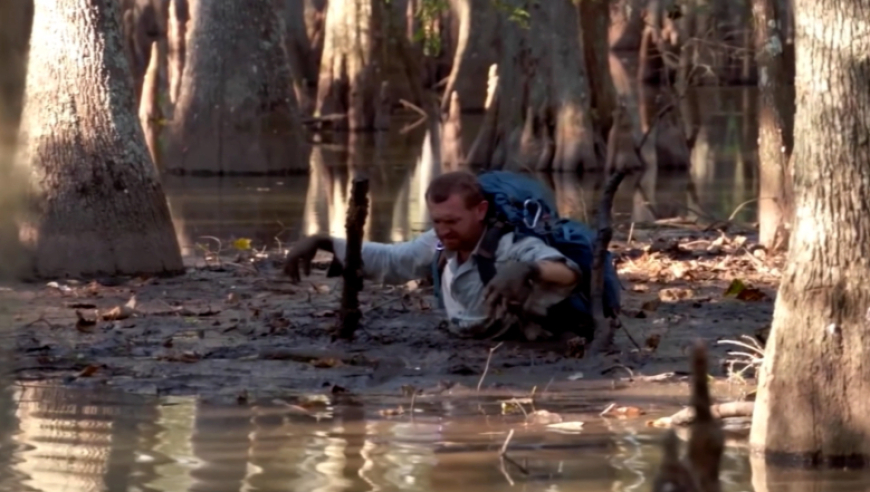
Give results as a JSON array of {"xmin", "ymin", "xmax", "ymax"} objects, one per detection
[
  {"xmin": 483, "ymin": 261, "xmax": 541, "ymax": 320},
  {"xmin": 283, "ymin": 234, "xmax": 333, "ymax": 282}
]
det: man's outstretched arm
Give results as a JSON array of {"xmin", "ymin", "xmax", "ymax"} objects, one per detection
[{"xmin": 285, "ymin": 230, "xmax": 439, "ymax": 285}]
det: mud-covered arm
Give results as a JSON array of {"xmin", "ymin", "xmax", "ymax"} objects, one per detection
[
  {"xmin": 501, "ymin": 235, "xmax": 581, "ymax": 313},
  {"xmin": 331, "ymin": 229, "xmax": 439, "ymax": 285}
]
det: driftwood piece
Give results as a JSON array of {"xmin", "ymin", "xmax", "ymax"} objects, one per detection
[
  {"xmin": 652, "ymin": 342, "xmax": 725, "ymax": 492},
  {"xmin": 334, "ymin": 176, "xmax": 369, "ymax": 340},
  {"xmin": 652, "ymin": 401, "xmax": 756, "ymax": 428},
  {"xmin": 587, "ymin": 168, "xmax": 628, "ymax": 354}
]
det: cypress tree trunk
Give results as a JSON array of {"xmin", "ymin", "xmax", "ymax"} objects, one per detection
[
  {"xmin": 749, "ymin": 0, "xmax": 870, "ymax": 466},
  {"xmin": 16, "ymin": 0, "xmax": 183, "ymax": 278}
]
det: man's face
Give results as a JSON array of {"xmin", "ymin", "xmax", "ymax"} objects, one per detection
[{"xmin": 428, "ymin": 193, "xmax": 488, "ymax": 251}]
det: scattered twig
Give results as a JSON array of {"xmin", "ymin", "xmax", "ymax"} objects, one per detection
[
  {"xmin": 477, "ymin": 341, "xmax": 504, "ymax": 392},
  {"xmin": 499, "ymin": 429, "xmax": 529, "ymax": 475},
  {"xmin": 398, "ymin": 98, "xmax": 428, "ymax": 118}
]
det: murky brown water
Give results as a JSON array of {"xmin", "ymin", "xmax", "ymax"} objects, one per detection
[
  {"xmin": 163, "ymin": 87, "xmax": 759, "ymax": 256},
  {"xmin": 1, "ymin": 383, "xmax": 869, "ymax": 492}
]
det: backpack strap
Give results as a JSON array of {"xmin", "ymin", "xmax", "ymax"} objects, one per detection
[
  {"xmin": 431, "ymin": 245, "xmax": 449, "ymax": 308},
  {"xmin": 474, "ymin": 221, "xmax": 512, "ymax": 286}
]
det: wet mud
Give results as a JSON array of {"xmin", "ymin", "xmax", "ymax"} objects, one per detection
[{"xmin": 2, "ymin": 224, "xmax": 781, "ymax": 407}]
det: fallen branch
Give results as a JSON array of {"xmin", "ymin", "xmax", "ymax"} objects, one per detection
[
  {"xmin": 651, "ymin": 401, "xmax": 756, "ymax": 428},
  {"xmin": 334, "ymin": 176, "xmax": 369, "ymax": 340}
]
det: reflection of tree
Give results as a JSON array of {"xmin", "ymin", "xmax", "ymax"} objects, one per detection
[
  {"xmin": 12, "ymin": 385, "xmax": 157, "ymax": 492},
  {"xmin": 391, "ymin": 127, "xmax": 441, "ymax": 242},
  {"xmin": 189, "ymin": 401, "xmax": 253, "ymax": 492}
]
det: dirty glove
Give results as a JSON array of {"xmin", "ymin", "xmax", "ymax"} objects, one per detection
[
  {"xmin": 483, "ymin": 261, "xmax": 541, "ymax": 321},
  {"xmin": 283, "ymin": 234, "xmax": 333, "ymax": 282}
]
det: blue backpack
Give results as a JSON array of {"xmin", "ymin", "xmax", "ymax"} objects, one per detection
[{"xmin": 432, "ymin": 171, "xmax": 622, "ymax": 336}]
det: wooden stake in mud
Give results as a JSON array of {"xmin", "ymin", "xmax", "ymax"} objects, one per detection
[
  {"xmin": 588, "ymin": 169, "xmax": 628, "ymax": 354},
  {"xmin": 335, "ymin": 176, "xmax": 370, "ymax": 340}
]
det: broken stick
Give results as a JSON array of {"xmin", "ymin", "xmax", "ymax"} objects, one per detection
[
  {"xmin": 588, "ymin": 169, "xmax": 628, "ymax": 354},
  {"xmin": 651, "ymin": 341, "xmax": 725, "ymax": 492},
  {"xmin": 334, "ymin": 176, "xmax": 369, "ymax": 340}
]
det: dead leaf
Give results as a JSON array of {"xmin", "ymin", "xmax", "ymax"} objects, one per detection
[
  {"xmin": 311, "ymin": 310, "xmax": 336, "ymax": 318},
  {"xmin": 735, "ymin": 288, "xmax": 769, "ymax": 301},
  {"xmin": 101, "ymin": 295, "xmax": 137, "ymax": 321},
  {"xmin": 379, "ymin": 406, "xmax": 405, "ymax": 417},
  {"xmin": 311, "ymin": 357, "xmax": 342, "ymax": 368},
  {"xmin": 640, "ymin": 298, "xmax": 661, "ymax": 312},
  {"xmin": 237, "ymin": 390, "xmax": 249, "ymax": 405},
  {"xmin": 723, "ymin": 278, "xmax": 748, "ymax": 297},
  {"xmin": 603, "ymin": 406, "xmax": 645, "ymax": 418},
  {"xmin": 659, "ymin": 288, "xmax": 694, "ymax": 302},
  {"xmin": 645, "ymin": 334, "xmax": 662, "ymax": 351},
  {"xmin": 546, "ymin": 421, "xmax": 585, "ymax": 433},
  {"xmin": 75, "ymin": 310, "xmax": 97, "ymax": 333},
  {"xmin": 526, "ymin": 409, "xmax": 563, "ymax": 425},
  {"xmin": 76, "ymin": 364, "xmax": 101, "ymax": 378}
]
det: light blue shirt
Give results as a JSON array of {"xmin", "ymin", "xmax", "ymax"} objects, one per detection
[{"xmin": 331, "ymin": 229, "xmax": 580, "ymax": 336}]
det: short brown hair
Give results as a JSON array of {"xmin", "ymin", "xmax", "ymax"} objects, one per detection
[{"xmin": 425, "ymin": 171, "xmax": 485, "ymax": 208}]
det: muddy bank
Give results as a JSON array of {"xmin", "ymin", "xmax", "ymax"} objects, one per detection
[{"xmin": 2, "ymin": 223, "xmax": 780, "ymax": 405}]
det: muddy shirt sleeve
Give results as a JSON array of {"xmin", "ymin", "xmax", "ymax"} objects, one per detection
[
  {"xmin": 499, "ymin": 234, "xmax": 581, "ymax": 315},
  {"xmin": 331, "ymin": 229, "xmax": 439, "ymax": 285}
]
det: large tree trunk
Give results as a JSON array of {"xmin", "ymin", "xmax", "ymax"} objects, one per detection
[
  {"xmin": 753, "ymin": 0, "xmax": 794, "ymax": 252},
  {"xmin": 440, "ymin": 0, "xmax": 499, "ymax": 113},
  {"xmin": 466, "ymin": 0, "xmax": 598, "ymax": 172},
  {"xmin": 167, "ymin": 0, "xmax": 307, "ymax": 174},
  {"xmin": 166, "ymin": 0, "xmax": 187, "ymax": 106},
  {"xmin": 749, "ymin": 0, "xmax": 870, "ymax": 464},
  {"xmin": 0, "ymin": 0, "xmax": 34, "ymax": 280},
  {"xmin": 15, "ymin": 0, "xmax": 183, "ymax": 278},
  {"xmin": 274, "ymin": 0, "xmax": 326, "ymax": 115},
  {"xmin": 316, "ymin": 0, "xmax": 425, "ymax": 131},
  {"xmin": 580, "ymin": 0, "xmax": 618, "ymax": 139}
]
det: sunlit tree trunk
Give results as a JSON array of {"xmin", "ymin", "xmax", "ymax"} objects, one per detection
[
  {"xmin": 316, "ymin": 0, "xmax": 424, "ymax": 131},
  {"xmin": 750, "ymin": 0, "xmax": 870, "ymax": 464},
  {"xmin": 466, "ymin": 0, "xmax": 598, "ymax": 172},
  {"xmin": 440, "ymin": 0, "xmax": 498, "ymax": 113},
  {"xmin": 167, "ymin": 0, "xmax": 307, "ymax": 174},
  {"xmin": 16, "ymin": 0, "xmax": 183, "ymax": 278},
  {"xmin": 753, "ymin": 0, "xmax": 794, "ymax": 251}
]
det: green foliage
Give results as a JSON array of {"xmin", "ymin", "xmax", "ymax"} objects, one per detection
[
  {"xmin": 414, "ymin": 0, "xmax": 449, "ymax": 56},
  {"xmin": 492, "ymin": 0, "xmax": 532, "ymax": 29}
]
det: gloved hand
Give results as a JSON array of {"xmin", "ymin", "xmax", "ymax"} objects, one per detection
[
  {"xmin": 283, "ymin": 234, "xmax": 333, "ymax": 282},
  {"xmin": 483, "ymin": 261, "xmax": 542, "ymax": 320}
]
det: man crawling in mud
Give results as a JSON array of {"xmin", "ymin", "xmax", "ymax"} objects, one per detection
[{"xmin": 283, "ymin": 171, "xmax": 583, "ymax": 342}]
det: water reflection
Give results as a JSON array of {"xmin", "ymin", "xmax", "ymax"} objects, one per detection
[
  {"xmin": 6, "ymin": 385, "xmax": 870, "ymax": 491},
  {"xmin": 162, "ymin": 86, "xmax": 759, "ymax": 258}
]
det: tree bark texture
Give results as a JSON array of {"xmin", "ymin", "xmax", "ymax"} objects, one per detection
[
  {"xmin": 749, "ymin": 0, "xmax": 870, "ymax": 465},
  {"xmin": 315, "ymin": 0, "xmax": 424, "ymax": 131},
  {"xmin": 579, "ymin": 0, "xmax": 618, "ymax": 138},
  {"xmin": 274, "ymin": 0, "xmax": 325, "ymax": 115},
  {"xmin": 166, "ymin": 0, "xmax": 187, "ymax": 105},
  {"xmin": 440, "ymin": 0, "xmax": 498, "ymax": 113},
  {"xmin": 753, "ymin": 0, "xmax": 795, "ymax": 252},
  {"xmin": 16, "ymin": 0, "xmax": 183, "ymax": 278},
  {"xmin": 466, "ymin": 0, "xmax": 598, "ymax": 172},
  {"xmin": 167, "ymin": 0, "xmax": 307, "ymax": 174}
]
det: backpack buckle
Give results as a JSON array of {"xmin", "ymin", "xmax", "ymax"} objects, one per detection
[{"xmin": 522, "ymin": 199, "xmax": 543, "ymax": 229}]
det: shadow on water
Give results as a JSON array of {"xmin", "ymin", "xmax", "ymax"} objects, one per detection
[
  {"xmin": 162, "ymin": 86, "xmax": 759, "ymax": 256},
  {"xmin": 2, "ymin": 383, "xmax": 870, "ymax": 491}
]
